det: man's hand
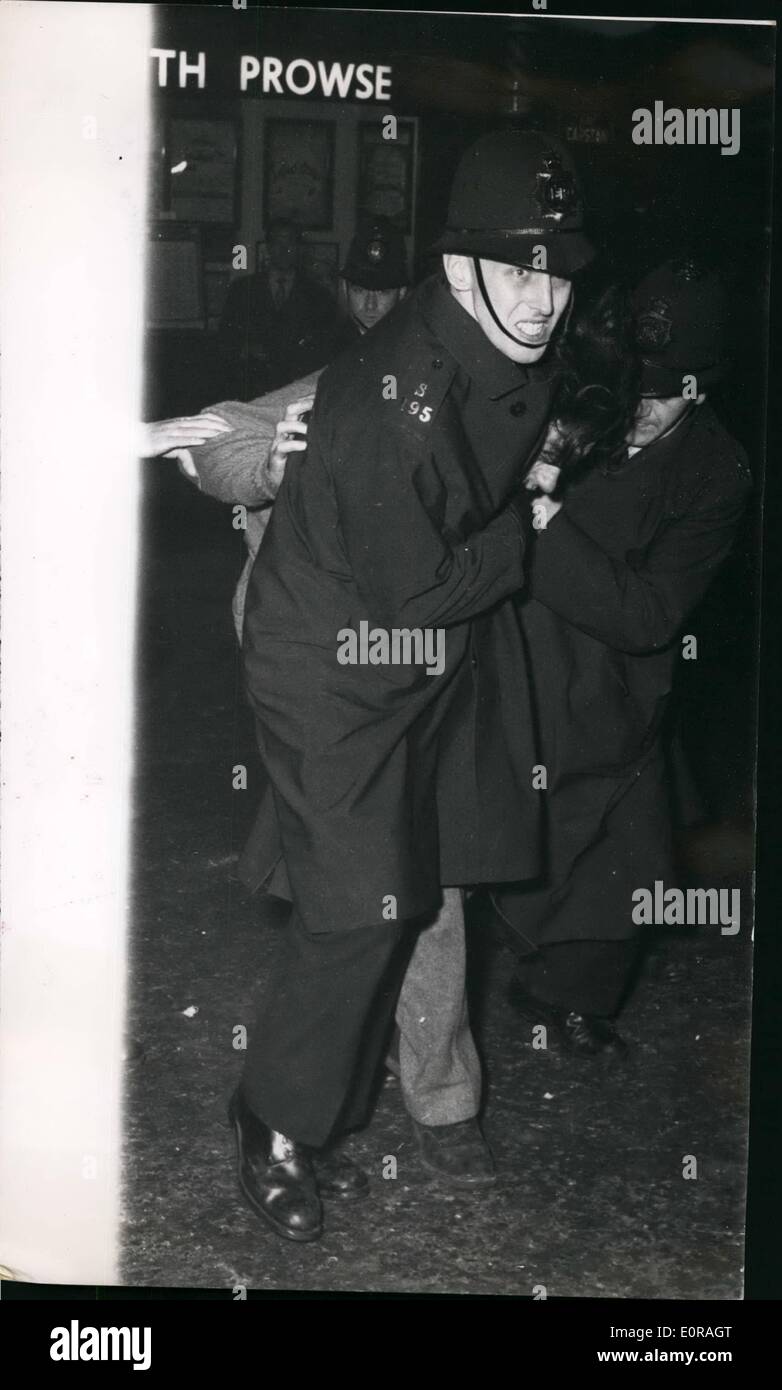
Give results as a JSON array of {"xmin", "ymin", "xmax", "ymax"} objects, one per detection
[
  {"xmin": 531, "ymin": 494, "xmax": 563, "ymax": 531},
  {"xmin": 264, "ymin": 395, "xmax": 315, "ymax": 494},
  {"xmin": 524, "ymin": 459, "xmax": 562, "ymax": 495},
  {"xmin": 138, "ymin": 413, "xmax": 232, "ymax": 459},
  {"xmin": 524, "ymin": 419, "xmax": 569, "ymax": 495}
]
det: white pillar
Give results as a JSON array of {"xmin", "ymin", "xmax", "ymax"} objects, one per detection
[{"xmin": 0, "ymin": 0, "xmax": 150, "ymax": 1285}]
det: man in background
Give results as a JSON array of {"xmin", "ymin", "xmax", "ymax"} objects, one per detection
[{"xmin": 217, "ymin": 216, "xmax": 347, "ymax": 399}]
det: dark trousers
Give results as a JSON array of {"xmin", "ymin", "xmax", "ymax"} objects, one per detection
[
  {"xmin": 513, "ymin": 937, "xmax": 641, "ymax": 1018},
  {"xmin": 240, "ymin": 910, "xmax": 413, "ymax": 1147}
]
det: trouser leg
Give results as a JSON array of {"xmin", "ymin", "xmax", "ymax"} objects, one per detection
[
  {"xmin": 514, "ymin": 937, "xmax": 641, "ymax": 1018},
  {"xmin": 337, "ymin": 929, "xmax": 416, "ymax": 1132},
  {"xmin": 240, "ymin": 909, "xmax": 406, "ymax": 1148},
  {"xmin": 396, "ymin": 887, "xmax": 483, "ymax": 1126}
]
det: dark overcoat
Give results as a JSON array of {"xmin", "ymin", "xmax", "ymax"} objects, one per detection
[
  {"xmin": 218, "ymin": 269, "xmax": 349, "ymax": 397},
  {"xmin": 239, "ymin": 274, "xmax": 559, "ymax": 933},
  {"xmin": 493, "ymin": 401, "xmax": 752, "ymax": 947}
]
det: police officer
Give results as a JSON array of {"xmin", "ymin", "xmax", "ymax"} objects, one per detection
[
  {"xmin": 227, "ymin": 129, "xmax": 597, "ymax": 1243},
  {"xmin": 144, "ymin": 218, "xmax": 500, "ymax": 1167},
  {"xmin": 495, "ymin": 258, "xmax": 751, "ymax": 1053},
  {"xmin": 146, "ymin": 217, "xmax": 499, "ymax": 1181},
  {"xmin": 337, "ymin": 212, "xmax": 410, "ymax": 334}
]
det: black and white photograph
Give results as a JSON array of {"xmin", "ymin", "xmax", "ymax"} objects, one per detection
[{"xmin": 0, "ymin": 0, "xmax": 778, "ymax": 1328}]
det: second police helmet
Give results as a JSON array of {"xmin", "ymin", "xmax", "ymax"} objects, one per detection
[
  {"xmin": 633, "ymin": 258, "xmax": 729, "ymax": 397},
  {"xmin": 340, "ymin": 214, "xmax": 410, "ymax": 290}
]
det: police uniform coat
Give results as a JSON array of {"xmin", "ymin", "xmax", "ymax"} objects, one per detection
[
  {"xmin": 494, "ymin": 400, "xmax": 751, "ymax": 948},
  {"xmin": 239, "ymin": 273, "xmax": 558, "ymax": 933}
]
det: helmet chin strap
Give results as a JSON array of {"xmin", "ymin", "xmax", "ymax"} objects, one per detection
[
  {"xmin": 472, "ymin": 256, "xmax": 574, "ymax": 352},
  {"xmin": 473, "ymin": 258, "xmax": 533, "ymax": 347}
]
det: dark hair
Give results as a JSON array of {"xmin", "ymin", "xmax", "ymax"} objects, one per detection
[{"xmin": 543, "ymin": 267, "xmax": 640, "ymax": 477}]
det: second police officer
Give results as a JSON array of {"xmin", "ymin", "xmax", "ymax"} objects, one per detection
[{"xmin": 495, "ymin": 258, "xmax": 751, "ymax": 1053}]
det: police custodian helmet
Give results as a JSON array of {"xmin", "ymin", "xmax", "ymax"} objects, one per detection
[
  {"xmin": 340, "ymin": 214, "xmax": 410, "ymax": 290},
  {"xmin": 633, "ymin": 258, "xmax": 729, "ymax": 397},
  {"xmin": 433, "ymin": 129, "xmax": 595, "ymax": 279}
]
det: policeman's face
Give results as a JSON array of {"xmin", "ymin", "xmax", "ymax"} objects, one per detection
[
  {"xmin": 627, "ymin": 394, "xmax": 700, "ymax": 448},
  {"xmin": 346, "ymin": 283, "xmax": 403, "ymax": 330},
  {"xmin": 466, "ymin": 260, "xmax": 572, "ymax": 364}
]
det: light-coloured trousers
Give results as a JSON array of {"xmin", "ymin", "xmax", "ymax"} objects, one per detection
[{"xmin": 395, "ymin": 887, "xmax": 482, "ymax": 1126}]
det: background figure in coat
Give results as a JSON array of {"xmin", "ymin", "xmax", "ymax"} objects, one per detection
[
  {"xmin": 217, "ymin": 216, "xmax": 349, "ymax": 400},
  {"xmin": 230, "ymin": 131, "xmax": 608, "ymax": 1245},
  {"xmin": 494, "ymin": 258, "xmax": 751, "ymax": 1056}
]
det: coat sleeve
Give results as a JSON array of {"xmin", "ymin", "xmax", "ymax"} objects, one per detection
[
  {"xmin": 327, "ymin": 417, "xmax": 529, "ymax": 629},
  {"xmin": 184, "ymin": 372, "xmax": 322, "ymax": 506},
  {"xmin": 527, "ymin": 474, "xmax": 750, "ymax": 655}
]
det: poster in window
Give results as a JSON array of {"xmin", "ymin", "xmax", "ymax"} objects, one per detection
[
  {"xmin": 356, "ymin": 120, "xmax": 415, "ymax": 233},
  {"xmin": 167, "ymin": 118, "xmax": 238, "ymax": 225},
  {"xmin": 263, "ymin": 120, "xmax": 335, "ymax": 231}
]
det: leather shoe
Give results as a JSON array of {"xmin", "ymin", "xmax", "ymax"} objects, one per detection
[
  {"xmin": 508, "ymin": 983, "xmax": 628, "ymax": 1057},
  {"xmin": 314, "ymin": 1149, "xmax": 370, "ymax": 1201},
  {"xmin": 411, "ymin": 1117, "xmax": 496, "ymax": 1187},
  {"xmin": 228, "ymin": 1089, "xmax": 322, "ymax": 1242}
]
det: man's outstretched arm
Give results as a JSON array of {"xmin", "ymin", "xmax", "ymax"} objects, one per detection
[{"xmin": 142, "ymin": 369, "xmax": 321, "ymax": 506}]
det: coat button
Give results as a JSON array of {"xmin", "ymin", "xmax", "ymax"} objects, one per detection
[
  {"xmin": 432, "ymin": 359, "xmax": 443, "ymax": 369},
  {"xmin": 471, "ymin": 654, "xmax": 478, "ymax": 672},
  {"xmin": 509, "ymin": 400, "xmax": 527, "ymax": 417}
]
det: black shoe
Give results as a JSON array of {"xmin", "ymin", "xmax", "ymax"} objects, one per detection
[
  {"xmin": 562, "ymin": 1011, "xmax": 628, "ymax": 1056},
  {"xmin": 228, "ymin": 1089, "xmax": 322, "ymax": 1242},
  {"xmin": 508, "ymin": 983, "xmax": 628, "ymax": 1058},
  {"xmin": 411, "ymin": 1117, "xmax": 496, "ymax": 1187},
  {"xmin": 314, "ymin": 1148, "xmax": 370, "ymax": 1201}
]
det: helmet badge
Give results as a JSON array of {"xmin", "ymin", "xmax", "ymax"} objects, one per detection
[
  {"xmin": 637, "ymin": 298, "xmax": 673, "ymax": 351},
  {"xmin": 367, "ymin": 237, "xmax": 386, "ymax": 262},
  {"xmin": 534, "ymin": 152, "xmax": 578, "ymax": 222}
]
